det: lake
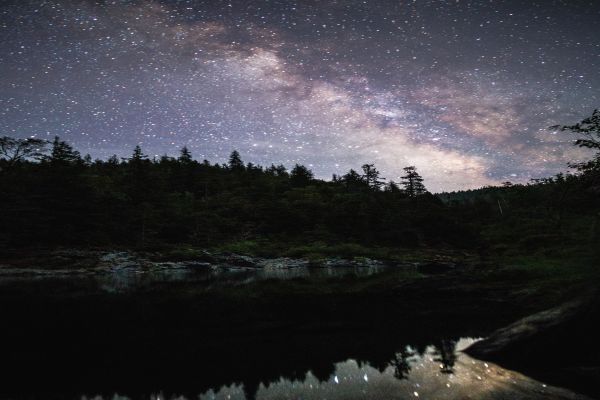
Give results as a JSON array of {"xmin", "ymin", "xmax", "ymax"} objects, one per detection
[{"xmin": 0, "ymin": 260, "xmax": 591, "ymax": 400}]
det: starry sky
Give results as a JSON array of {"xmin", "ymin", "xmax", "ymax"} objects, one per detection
[{"xmin": 1, "ymin": 0, "xmax": 599, "ymax": 191}]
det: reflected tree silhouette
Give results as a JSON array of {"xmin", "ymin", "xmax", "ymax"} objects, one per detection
[
  {"xmin": 391, "ymin": 347, "xmax": 415, "ymax": 380},
  {"xmin": 433, "ymin": 339, "xmax": 458, "ymax": 374},
  {"xmin": 243, "ymin": 381, "xmax": 258, "ymax": 400},
  {"xmin": 310, "ymin": 363, "xmax": 336, "ymax": 383}
]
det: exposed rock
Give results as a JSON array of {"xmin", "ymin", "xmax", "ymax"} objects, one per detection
[
  {"xmin": 465, "ymin": 299, "xmax": 584, "ymax": 359},
  {"xmin": 98, "ymin": 251, "xmax": 142, "ymax": 270},
  {"xmin": 0, "ymin": 249, "xmax": 396, "ymax": 287},
  {"xmin": 180, "ymin": 261, "xmax": 215, "ymax": 270},
  {"xmin": 215, "ymin": 253, "xmax": 261, "ymax": 268},
  {"xmin": 152, "ymin": 261, "xmax": 213, "ymax": 270},
  {"xmin": 352, "ymin": 257, "xmax": 385, "ymax": 268},
  {"xmin": 314, "ymin": 257, "xmax": 386, "ymax": 269},
  {"xmin": 258, "ymin": 258, "xmax": 310, "ymax": 270},
  {"xmin": 464, "ymin": 294, "xmax": 600, "ymax": 399},
  {"xmin": 321, "ymin": 258, "xmax": 355, "ymax": 268}
]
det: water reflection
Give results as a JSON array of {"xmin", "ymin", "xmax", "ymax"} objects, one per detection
[
  {"xmin": 433, "ymin": 339, "xmax": 458, "ymax": 375},
  {"xmin": 0, "ymin": 262, "xmax": 389, "ymax": 292},
  {"xmin": 82, "ymin": 339, "xmax": 588, "ymax": 400},
  {"xmin": 391, "ymin": 346, "xmax": 415, "ymax": 380},
  {"xmin": 95, "ymin": 264, "xmax": 388, "ymax": 292}
]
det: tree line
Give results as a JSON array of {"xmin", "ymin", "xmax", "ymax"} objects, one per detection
[
  {"xmin": 1, "ymin": 109, "xmax": 599, "ymax": 255},
  {"xmin": 0, "ymin": 136, "xmax": 473, "ymax": 249},
  {"xmin": 0, "ymin": 137, "xmax": 428, "ymax": 196}
]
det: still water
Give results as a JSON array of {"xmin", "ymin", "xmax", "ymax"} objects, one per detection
[
  {"xmin": 80, "ymin": 339, "xmax": 586, "ymax": 400},
  {"xmin": 0, "ymin": 262, "xmax": 591, "ymax": 400},
  {"xmin": 0, "ymin": 258, "xmax": 388, "ymax": 292}
]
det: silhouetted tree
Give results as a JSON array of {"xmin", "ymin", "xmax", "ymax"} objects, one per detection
[
  {"xmin": 228, "ymin": 150, "xmax": 244, "ymax": 171},
  {"xmin": 551, "ymin": 109, "xmax": 600, "ymax": 244},
  {"xmin": 159, "ymin": 154, "xmax": 173, "ymax": 163},
  {"xmin": 385, "ymin": 180, "xmax": 402, "ymax": 193},
  {"xmin": 82, "ymin": 154, "xmax": 93, "ymax": 166},
  {"xmin": 290, "ymin": 164, "xmax": 313, "ymax": 187},
  {"xmin": 401, "ymin": 166, "xmax": 426, "ymax": 197},
  {"xmin": 361, "ymin": 163, "xmax": 385, "ymax": 190},
  {"xmin": 246, "ymin": 162, "xmax": 263, "ymax": 173},
  {"xmin": 552, "ymin": 109, "xmax": 600, "ymax": 173},
  {"xmin": 4, "ymin": 135, "xmax": 559, "ymax": 252},
  {"xmin": 0, "ymin": 136, "xmax": 47, "ymax": 169},
  {"xmin": 552, "ymin": 109, "xmax": 600, "ymax": 151},
  {"xmin": 266, "ymin": 163, "xmax": 288, "ymax": 177},
  {"xmin": 46, "ymin": 136, "xmax": 81, "ymax": 165},
  {"xmin": 107, "ymin": 154, "xmax": 120, "ymax": 166},
  {"xmin": 125, "ymin": 145, "xmax": 152, "ymax": 206},
  {"xmin": 433, "ymin": 340, "xmax": 457, "ymax": 374},
  {"xmin": 129, "ymin": 145, "xmax": 148, "ymax": 164},
  {"xmin": 391, "ymin": 348, "xmax": 414, "ymax": 380},
  {"xmin": 179, "ymin": 146, "xmax": 193, "ymax": 163},
  {"xmin": 341, "ymin": 169, "xmax": 365, "ymax": 190}
]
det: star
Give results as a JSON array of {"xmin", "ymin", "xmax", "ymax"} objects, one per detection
[{"xmin": 1, "ymin": 0, "xmax": 598, "ymax": 191}]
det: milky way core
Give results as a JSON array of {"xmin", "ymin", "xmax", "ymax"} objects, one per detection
[{"xmin": 1, "ymin": 0, "xmax": 599, "ymax": 191}]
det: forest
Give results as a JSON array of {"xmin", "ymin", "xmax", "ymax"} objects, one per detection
[{"xmin": 1, "ymin": 110, "xmax": 599, "ymax": 262}]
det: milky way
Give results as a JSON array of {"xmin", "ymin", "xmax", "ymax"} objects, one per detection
[{"xmin": 1, "ymin": 0, "xmax": 599, "ymax": 191}]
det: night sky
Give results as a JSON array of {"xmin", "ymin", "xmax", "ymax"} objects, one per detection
[{"xmin": 1, "ymin": 0, "xmax": 599, "ymax": 191}]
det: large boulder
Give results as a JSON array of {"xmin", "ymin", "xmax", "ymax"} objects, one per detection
[{"xmin": 465, "ymin": 294, "xmax": 600, "ymax": 398}]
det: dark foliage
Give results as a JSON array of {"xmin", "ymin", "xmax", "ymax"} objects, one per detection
[
  {"xmin": 2, "ymin": 108, "xmax": 600, "ymax": 254},
  {"xmin": 0, "ymin": 138, "xmax": 483, "ymax": 250},
  {"xmin": 401, "ymin": 166, "xmax": 427, "ymax": 197},
  {"xmin": 0, "ymin": 136, "xmax": 47, "ymax": 170}
]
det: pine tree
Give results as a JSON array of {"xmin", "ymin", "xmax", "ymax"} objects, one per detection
[
  {"xmin": 107, "ymin": 154, "xmax": 120, "ymax": 166},
  {"xmin": 179, "ymin": 146, "xmax": 193, "ymax": 163},
  {"xmin": 129, "ymin": 145, "xmax": 148, "ymax": 164},
  {"xmin": 47, "ymin": 136, "xmax": 81, "ymax": 165},
  {"xmin": 401, "ymin": 166, "xmax": 427, "ymax": 197},
  {"xmin": 228, "ymin": 150, "xmax": 244, "ymax": 171},
  {"xmin": 342, "ymin": 169, "xmax": 365, "ymax": 190},
  {"xmin": 266, "ymin": 164, "xmax": 288, "ymax": 177},
  {"xmin": 82, "ymin": 154, "xmax": 93, "ymax": 166},
  {"xmin": 385, "ymin": 180, "xmax": 401, "ymax": 193},
  {"xmin": 125, "ymin": 145, "xmax": 151, "ymax": 205},
  {"xmin": 361, "ymin": 163, "xmax": 385, "ymax": 190},
  {"xmin": 290, "ymin": 164, "xmax": 314, "ymax": 187},
  {"xmin": 275, "ymin": 164, "xmax": 288, "ymax": 177},
  {"xmin": 159, "ymin": 154, "xmax": 173, "ymax": 163}
]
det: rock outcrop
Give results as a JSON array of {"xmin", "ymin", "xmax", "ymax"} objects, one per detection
[{"xmin": 465, "ymin": 294, "xmax": 600, "ymax": 399}]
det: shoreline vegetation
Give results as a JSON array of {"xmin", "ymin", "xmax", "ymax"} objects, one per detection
[
  {"xmin": 1, "ymin": 111, "xmax": 599, "ymax": 256},
  {"xmin": 1, "ymin": 135, "xmax": 599, "ymax": 257}
]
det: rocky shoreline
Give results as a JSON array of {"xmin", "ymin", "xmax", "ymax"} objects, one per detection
[{"xmin": 0, "ymin": 248, "xmax": 463, "ymax": 279}]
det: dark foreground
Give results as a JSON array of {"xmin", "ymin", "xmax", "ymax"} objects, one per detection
[{"xmin": 0, "ymin": 250, "xmax": 598, "ymax": 400}]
